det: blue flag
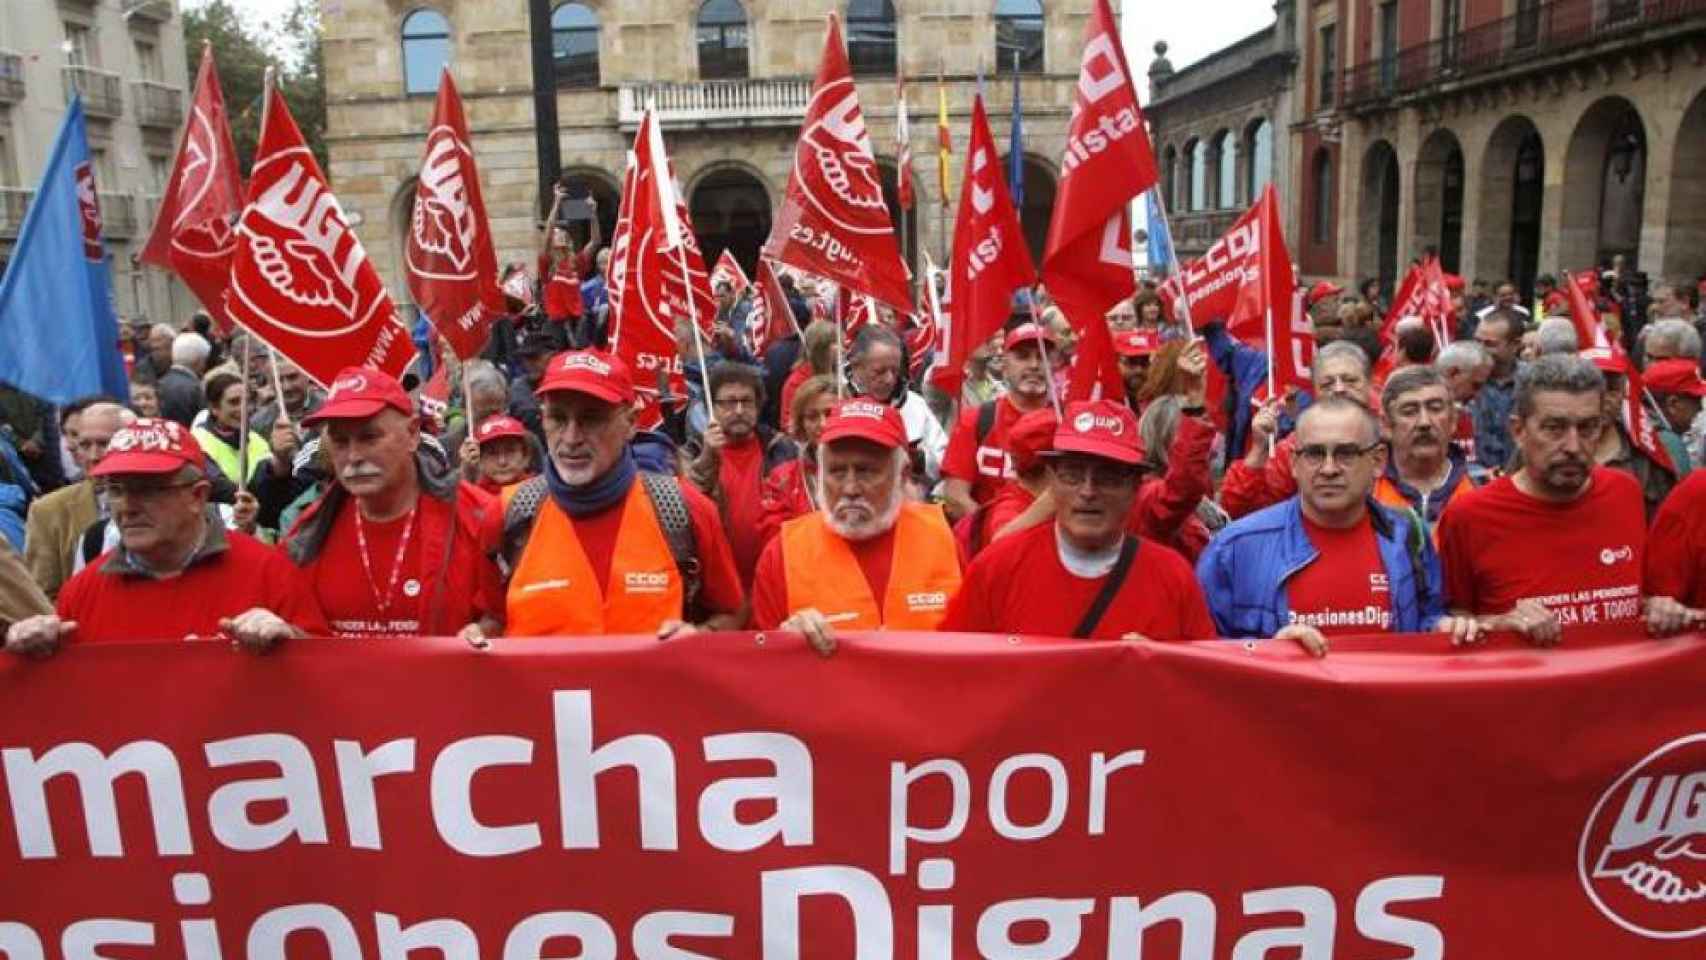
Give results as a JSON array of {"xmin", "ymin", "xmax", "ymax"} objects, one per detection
[
  {"xmin": 1145, "ymin": 187, "xmax": 1176, "ymax": 277},
  {"xmin": 0, "ymin": 97, "xmax": 127, "ymax": 406},
  {"xmin": 1008, "ymin": 65, "xmax": 1025, "ymax": 209}
]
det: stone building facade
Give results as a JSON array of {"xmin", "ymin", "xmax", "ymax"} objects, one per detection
[
  {"xmin": 1147, "ymin": 0, "xmax": 1706, "ymax": 299},
  {"xmin": 322, "ymin": 0, "xmax": 1096, "ymax": 307}
]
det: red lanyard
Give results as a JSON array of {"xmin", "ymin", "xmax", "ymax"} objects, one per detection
[{"xmin": 355, "ymin": 504, "xmax": 418, "ymax": 616}]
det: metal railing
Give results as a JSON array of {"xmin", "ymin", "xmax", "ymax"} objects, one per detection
[
  {"xmin": 0, "ymin": 188, "xmax": 32, "ymax": 237},
  {"xmin": 1341, "ymin": 0, "xmax": 1706, "ymax": 109},
  {"xmin": 131, "ymin": 80, "xmax": 184, "ymax": 128},
  {"xmin": 0, "ymin": 51, "xmax": 23, "ymax": 103},
  {"xmin": 1171, "ymin": 210, "xmax": 1244, "ymax": 250},
  {"xmin": 99, "ymin": 193, "xmax": 136, "ymax": 238},
  {"xmin": 618, "ymin": 77, "xmax": 811, "ymax": 128},
  {"xmin": 63, "ymin": 65, "xmax": 124, "ymax": 119}
]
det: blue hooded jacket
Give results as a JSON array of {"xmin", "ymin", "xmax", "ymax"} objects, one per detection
[{"xmin": 1195, "ymin": 497, "xmax": 1445, "ymax": 638}]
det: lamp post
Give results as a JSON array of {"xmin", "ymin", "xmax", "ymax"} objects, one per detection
[{"xmin": 527, "ymin": 0, "xmax": 561, "ymax": 217}]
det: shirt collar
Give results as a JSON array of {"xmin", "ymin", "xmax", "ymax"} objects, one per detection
[{"xmin": 100, "ymin": 506, "xmax": 230, "ymax": 580}]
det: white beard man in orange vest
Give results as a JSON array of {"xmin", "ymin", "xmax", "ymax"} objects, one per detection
[{"xmin": 749, "ymin": 399, "xmax": 964, "ymax": 654}]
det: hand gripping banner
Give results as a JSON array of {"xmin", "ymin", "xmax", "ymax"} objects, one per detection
[{"xmin": 0, "ymin": 629, "xmax": 1702, "ymax": 957}]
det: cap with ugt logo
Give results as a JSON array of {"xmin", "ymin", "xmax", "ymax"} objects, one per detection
[
  {"xmin": 1046, "ymin": 399, "xmax": 1143, "ymax": 466},
  {"xmin": 819, "ymin": 399, "xmax": 907, "ymax": 449},
  {"xmin": 89, "ymin": 418, "xmax": 208, "ymax": 477},
  {"xmin": 303, "ymin": 366, "xmax": 414, "ymax": 426},
  {"xmin": 473, "ymin": 415, "xmax": 529, "ymax": 446},
  {"xmin": 535, "ymin": 350, "xmax": 636, "ymax": 406}
]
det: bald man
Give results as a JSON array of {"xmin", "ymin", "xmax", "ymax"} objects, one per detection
[{"xmin": 23, "ymin": 402, "xmax": 132, "ymax": 598}]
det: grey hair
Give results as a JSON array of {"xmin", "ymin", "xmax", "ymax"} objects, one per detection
[
  {"xmin": 1534, "ymin": 317, "xmax": 1581, "ymax": 356},
  {"xmin": 1514, "ymin": 353, "xmax": 1605, "ymax": 419},
  {"xmin": 1138, "ymin": 394, "xmax": 1181, "ymax": 472},
  {"xmin": 1380, "ymin": 364, "xmax": 1447, "ymax": 416},
  {"xmin": 170, "ymin": 331, "xmax": 211, "ymax": 367},
  {"xmin": 1312, "ymin": 340, "xmax": 1370, "ymax": 382},
  {"xmin": 1436, "ymin": 339, "xmax": 1489, "ymax": 372},
  {"xmin": 149, "ymin": 322, "xmax": 176, "ymax": 340},
  {"xmin": 847, "ymin": 323, "xmax": 904, "ymax": 366},
  {"xmin": 463, "ymin": 359, "xmax": 509, "ymax": 397},
  {"xmin": 1645, "ymin": 318, "xmax": 1703, "ymax": 360},
  {"xmin": 1296, "ymin": 394, "xmax": 1381, "ymax": 445}
]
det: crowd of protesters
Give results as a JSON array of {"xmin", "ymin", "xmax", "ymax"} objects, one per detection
[{"xmin": 4, "ymin": 233, "xmax": 1706, "ymax": 659}]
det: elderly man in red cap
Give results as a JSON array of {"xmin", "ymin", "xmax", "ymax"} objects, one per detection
[
  {"xmin": 751, "ymin": 399, "xmax": 962, "ymax": 652},
  {"xmin": 942, "ymin": 399, "xmax": 1215, "ymax": 641},
  {"xmin": 282, "ymin": 367, "xmax": 504, "ymax": 643},
  {"xmin": 941, "ymin": 321, "xmax": 1058, "ymax": 519},
  {"xmin": 463, "ymin": 414, "xmax": 540, "ymax": 494},
  {"xmin": 5, "ymin": 419, "xmax": 326, "ymax": 655},
  {"xmin": 501, "ymin": 349, "xmax": 744, "ymax": 637}
]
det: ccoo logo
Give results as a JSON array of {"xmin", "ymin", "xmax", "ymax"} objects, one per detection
[{"xmin": 1579, "ymin": 733, "xmax": 1706, "ymax": 940}]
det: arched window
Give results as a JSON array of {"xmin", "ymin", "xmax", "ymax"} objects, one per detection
[
  {"xmin": 552, "ymin": 3, "xmax": 600, "ymax": 88},
  {"xmin": 697, "ymin": 0, "xmax": 750, "ymax": 80},
  {"xmin": 1312, "ymin": 147, "xmax": 1334, "ymax": 244},
  {"xmin": 995, "ymin": 0, "xmax": 1045, "ymax": 74},
  {"xmin": 1243, "ymin": 118, "xmax": 1272, "ymax": 201},
  {"xmin": 847, "ymin": 0, "xmax": 897, "ymax": 75},
  {"xmin": 1213, "ymin": 130, "xmax": 1235, "ymax": 208},
  {"xmin": 401, "ymin": 9, "xmax": 450, "ymax": 96},
  {"xmin": 1186, "ymin": 139, "xmax": 1206, "ymax": 212}
]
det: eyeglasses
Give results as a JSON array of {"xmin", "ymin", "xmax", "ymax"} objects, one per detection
[
  {"xmin": 1052, "ymin": 459, "xmax": 1139, "ymax": 489},
  {"xmin": 96, "ymin": 479, "xmax": 198, "ymax": 501},
  {"xmin": 1295, "ymin": 442, "xmax": 1382, "ymax": 468}
]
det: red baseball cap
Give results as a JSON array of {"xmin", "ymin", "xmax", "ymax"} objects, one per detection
[
  {"xmin": 1008, "ymin": 408, "xmax": 1058, "ymax": 474},
  {"xmin": 1306, "ymin": 281, "xmax": 1345, "ymax": 307},
  {"xmin": 819, "ymin": 398, "xmax": 907, "ymax": 449},
  {"xmin": 535, "ymin": 349, "xmax": 636, "ymax": 405},
  {"xmin": 90, "ymin": 418, "xmax": 207, "ymax": 477},
  {"xmin": 1113, "ymin": 328, "xmax": 1162, "ymax": 358},
  {"xmin": 473, "ymin": 415, "xmax": 529, "ymax": 445},
  {"xmin": 1003, "ymin": 322, "xmax": 1059, "ymax": 352},
  {"xmin": 303, "ymin": 367, "xmax": 414, "ymax": 426},
  {"xmin": 1047, "ymin": 399, "xmax": 1143, "ymax": 466},
  {"xmin": 1644, "ymin": 358, "xmax": 1706, "ymax": 397}
]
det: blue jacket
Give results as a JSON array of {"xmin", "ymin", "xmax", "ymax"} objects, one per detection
[
  {"xmin": 1195, "ymin": 497, "xmax": 1445, "ymax": 638},
  {"xmin": 1203, "ymin": 322, "xmax": 1271, "ymax": 463}
]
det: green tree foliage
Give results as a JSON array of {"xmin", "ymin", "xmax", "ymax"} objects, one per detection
[{"xmin": 183, "ymin": 0, "xmax": 327, "ymax": 177}]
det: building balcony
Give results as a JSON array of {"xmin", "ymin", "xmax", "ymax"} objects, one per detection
[
  {"xmin": 0, "ymin": 51, "xmax": 24, "ymax": 104},
  {"xmin": 63, "ymin": 65, "xmax": 124, "ymax": 119},
  {"xmin": 1170, "ymin": 209, "xmax": 1244, "ymax": 254},
  {"xmin": 99, "ymin": 193, "xmax": 137, "ymax": 239},
  {"xmin": 132, "ymin": 80, "xmax": 184, "ymax": 129},
  {"xmin": 122, "ymin": 0, "xmax": 174, "ymax": 22},
  {"xmin": 617, "ymin": 78, "xmax": 811, "ymax": 130},
  {"xmin": 1340, "ymin": 0, "xmax": 1706, "ymax": 112},
  {"xmin": 0, "ymin": 188, "xmax": 32, "ymax": 238}
]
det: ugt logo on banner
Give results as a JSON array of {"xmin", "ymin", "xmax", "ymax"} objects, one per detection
[{"xmin": 1580, "ymin": 733, "xmax": 1706, "ymax": 939}]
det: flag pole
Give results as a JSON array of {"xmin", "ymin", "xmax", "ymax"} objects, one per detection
[
  {"xmin": 675, "ymin": 242, "xmax": 718, "ymax": 427},
  {"xmin": 834, "ymin": 291, "xmax": 847, "ymax": 398},
  {"xmin": 237, "ymin": 335, "xmax": 252, "ymax": 496},
  {"xmin": 267, "ymin": 347, "xmax": 288, "ymax": 421},
  {"xmin": 1027, "ymin": 297, "xmax": 1065, "ymax": 418},
  {"xmin": 937, "ymin": 59, "xmax": 950, "ymax": 266}
]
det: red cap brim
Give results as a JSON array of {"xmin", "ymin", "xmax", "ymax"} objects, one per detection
[
  {"xmin": 1047, "ymin": 436, "xmax": 1143, "ymax": 466},
  {"xmin": 302, "ymin": 398, "xmax": 400, "ymax": 426},
  {"xmin": 90, "ymin": 451, "xmax": 197, "ymax": 476}
]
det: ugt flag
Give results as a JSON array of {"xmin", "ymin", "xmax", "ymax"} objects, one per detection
[{"xmin": 0, "ymin": 97, "xmax": 127, "ymax": 405}]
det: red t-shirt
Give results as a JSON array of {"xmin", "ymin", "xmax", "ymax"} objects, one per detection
[
  {"xmin": 749, "ymin": 524, "xmax": 898, "ymax": 629},
  {"xmin": 779, "ymin": 364, "xmax": 813, "ymax": 433},
  {"xmin": 567, "ymin": 478, "xmax": 745, "ymax": 619},
  {"xmin": 308, "ymin": 493, "xmax": 505, "ymax": 638},
  {"xmin": 718, "ymin": 437, "xmax": 768, "ymax": 585},
  {"xmin": 58, "ymin": 531, "xmax": 328, "ymax": 643},
  {"xmin": 978, "ymin": 483, "xmax": 1037, "ymax": 545},
  {"xmin": 1285, "ymin": 514, "xmax": 1391, "ymax": 635},
  {"xmin": 1646, "ymin": 469, "xmax": 1706, "ymax": 607},
  {"xmin": 539, "ymin": 249, "xmax": 592, "ymax": 321},
  {"xmin": 1438, "ymin": 467, "xmax": 1647, "ymax": 623},
  {"xmin": 943, "ymin": 395, "xmax": 1032, "ymax": 505},
  {"xmin": 757, "ymin": 458, "xmax": 815, "ymax": 549},
  {"xmin": 941, "ymin": 522, "xmax": 1215, "ymax": 641},
  {"xmin": 1453, "ymin": 409, "xmax": 1477, "ymax": 464}
]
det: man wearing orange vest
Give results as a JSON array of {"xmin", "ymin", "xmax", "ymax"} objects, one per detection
[
  {"xmin": 1372, "ymin": 365, "xmax": 1481, "ymax": 543},
  {"xmin": 500, "ymin": 349, "xmax": 744, "ymax": 637},
  {"xmin": 750, "ymin": 399, "xmax": 963, "ymax": 654}
]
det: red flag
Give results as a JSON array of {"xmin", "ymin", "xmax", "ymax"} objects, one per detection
[
  {"xmin": 1564, "ymin": 269, "xmax": 1676, "ymax": 476},
  {"xmin": 226, "ymin": 87, "xmax": 414, "ymax": 387},
  {"xmin": 904, "ymin": 307, "xmax": 936, "ymax": 380},
  {"xmin": 1041, "ymin": 0, "xmax": 1158, "ymax": 325},
  {"xmin": 1066, "ymin": 308, "xmax": 1124, "ymax": 402},
  {"xmin": 404, "ymin": 68, "xmax": 503, "ymax": 361},
  {"xmin": 763, "ymin": 13, "xmax": 913, "ymax": 313},
  {"xmin": 743, "ymin": 257, "xmax": 797, "ymax": 358},
  {"xmin": 139, "ymin": 46, "xmax": 242, "ymax": 332},
  {"xmin": 711, "ymin": 249, "xmax": 749, "ymax": 297},
  {"xmin": 1250, "ymin": 185, "xmax": 1312, "ymax": 396},
  {"xmin": 947, "ymin": 92, "xmax": 1036, "ymax": 393}
]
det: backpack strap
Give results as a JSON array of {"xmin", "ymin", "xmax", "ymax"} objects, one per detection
[
  {"xmin": 975, "ymin": 400, "xmax": 998, "ymax": 446},
  {"xmin": 499, "ymin": 475, "xmax": 550, "ymax": 576},
  {"xmin": 639, "ymin": 471, "xmax": 704, "ymax": 620},
  {"xmin": 1072, "ymin": 536, "xmax": 1139, "ymax": 639}
]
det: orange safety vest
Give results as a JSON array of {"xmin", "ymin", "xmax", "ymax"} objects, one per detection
[
  {"xmin": 1372, "ymin": 475, "xmax": 1441, "ymax": 546},
  {"xmin": 504, "ymin": 482, "xmax": 683, "ymax": 636},
  {"xmin": 779, "ymin": 502, "xmax": 962, "ymax": 630}
]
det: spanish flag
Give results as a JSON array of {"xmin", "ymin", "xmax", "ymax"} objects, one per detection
[{"xmin": 936, "ymin": 67, "xmax": 951, "ymax": 209}]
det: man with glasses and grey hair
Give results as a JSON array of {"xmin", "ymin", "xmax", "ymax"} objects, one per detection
[
  {"xmin": 1438, "ymin": 354, "xmax": 1704, "ymax": 647},
  {"xmin": 1198, "ymin": 397, "xmax": 1458, "ymax": 657},
  {"xmin": 5, "ymin": 418, "xmax": 326, "ymax": 655},
  {"xmin": 22, "ymin": 401, "xmax": 131, "ymax": 599}
]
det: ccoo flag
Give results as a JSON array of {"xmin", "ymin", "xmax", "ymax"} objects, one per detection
[{"xmin": 0, "ymin": 97, "xmax": 127, "ymax": 405}]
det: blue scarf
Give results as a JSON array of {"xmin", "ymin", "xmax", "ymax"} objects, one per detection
[{"xmin": 545, "ymin": 446, "xmax": 637, "ymax": 518}]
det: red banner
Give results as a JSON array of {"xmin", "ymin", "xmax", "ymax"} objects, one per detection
[{"xmin": 2, "ymin": 630, "xmax": 1703, "ymax": 956}]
